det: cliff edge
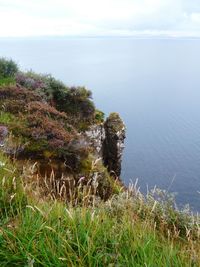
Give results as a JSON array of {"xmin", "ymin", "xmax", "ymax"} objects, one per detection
[{"xmin": 0, "ymin": 58, "xmax": 125, "ymax": 200}]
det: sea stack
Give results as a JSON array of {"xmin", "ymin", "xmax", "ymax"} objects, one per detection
[{"xmin": 103, "ymin": 112, "xmax": 126, "ymax": 177}]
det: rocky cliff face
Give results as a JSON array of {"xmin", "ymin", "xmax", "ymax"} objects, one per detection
[
  {"xmin": 85, "ymin": 124, "xmax": 105, "ymax": 155},
  {"xmin": 85, "ymin": 113, "xmax": 126, "ymax": 178},
  {"xmin": 103, "ymin": 113, "xmax": 126, "ymax": 177}
]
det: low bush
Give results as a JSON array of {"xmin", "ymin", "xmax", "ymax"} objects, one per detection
[
  {"xmin": 15, "ymin": 71, "xmax": 97, "ymax": 129},
  {"xmin": 0, "ymin": 58, "xmax": 18, "ymax": 79}
]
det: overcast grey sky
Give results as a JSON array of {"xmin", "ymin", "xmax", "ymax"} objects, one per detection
[{"xmin": 0, "ymin": 0, "xmax": 200, "ymax": 37}]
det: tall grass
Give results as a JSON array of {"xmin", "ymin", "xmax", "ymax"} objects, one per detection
[
  {"xmin": 0, "ymin": 153, "xmax": 26, "ymax": 224},
  {"xmin": 0, "ymin": 153, "xmax": 199, "ymax": 266}
]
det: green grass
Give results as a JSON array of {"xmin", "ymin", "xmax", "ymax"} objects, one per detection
[
  {"xmin": 0, "ymin": 153, "xmax": 199, "ymax": 266},
  {"xmin": 0, "ymin": 153, "xmax": 26, "ymax": 224},
  {"xmin": 0, "ymin": 77, "xmax": 16, "ymax": 87},
  {"xmin": 0, "ymin": 202, "xmax": 195, "ymax": 267}
]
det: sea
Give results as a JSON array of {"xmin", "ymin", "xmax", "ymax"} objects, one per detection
[{"xmin": 1, "ymin": 37, "xmax": 200, "ymax": 211}]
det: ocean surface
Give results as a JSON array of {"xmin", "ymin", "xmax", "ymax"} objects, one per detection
[{"xmin": 1, "ymin": 37, "xmax": 200, "ymax": 211}]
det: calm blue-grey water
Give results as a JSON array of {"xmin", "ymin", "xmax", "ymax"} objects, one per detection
[{"xmin": 1, "ymin": 37, "xmax": 200, "ymax": 211}]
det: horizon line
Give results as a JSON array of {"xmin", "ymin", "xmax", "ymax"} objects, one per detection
[{"xmin": 1, "ymin": 34, "xmax": 200, "ymax": 40}]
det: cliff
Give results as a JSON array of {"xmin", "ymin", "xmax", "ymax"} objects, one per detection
[{"xmin": 0, "ymin": 58, "xmax": 125, "ymax": 200}]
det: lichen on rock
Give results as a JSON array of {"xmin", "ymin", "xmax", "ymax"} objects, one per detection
[{"xmin": 85, "ymin": 124, "xmax": 105, "ymax": 154}]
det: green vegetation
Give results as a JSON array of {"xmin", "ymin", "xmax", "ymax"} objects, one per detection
[
  {"xmin": 0, "ymin": 58, "xmax": 18, "ymax": 79},
  {"xmin": 0, "ymin": 152, "xmax": 26, "ymax": 223},
  {"xmin": 94, "ymin": 109, "xmax": 105, "ymax": 124},
  {"xmin": 0, "ymin": 59, "xmax": 100, "ymax": 173},
  {"xmin": 0, "ymin": 153, "xmax": 199, "ymax": 266},
  {"xmin": 0, "ymin": 77, "xmax": 16, "ymax": 87},
  {"xmin": 0, "ymin": 112, "xmax": 16, "ymax": 125},
  {"xmin": 15, "ymin": 71, "xmax": 96, "ymax": 129},
  {"xmin": 104, "ymin": 112, "xmax": 125, "ymax": 132}
]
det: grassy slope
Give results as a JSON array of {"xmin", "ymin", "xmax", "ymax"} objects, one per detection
[{"xmin": 0, "ymin": 153, "xmax": 199, "ymax": 267}]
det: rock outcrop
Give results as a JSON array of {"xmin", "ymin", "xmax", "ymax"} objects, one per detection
[
  {"xmin": 85, "ymin": 124, "xmax": 105, "ymax": 155},
  {"xmin": 103, "ymin": 113, "xmax": 126, "ymax": 177},
  {"xmin": 85, "ymin": 113, "xmax": 126, "ymax": 177}
]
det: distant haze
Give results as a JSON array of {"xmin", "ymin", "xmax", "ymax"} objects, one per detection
[{"xmin": 1, "ymin": 0, "xmax": 200, "ymax": 37}]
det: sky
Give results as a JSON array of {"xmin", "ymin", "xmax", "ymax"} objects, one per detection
[{"xmin": 0, "ymin": 0, "xmax": 200, "ymax": 37}]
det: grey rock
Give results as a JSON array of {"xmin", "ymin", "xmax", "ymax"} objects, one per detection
[
  {"xmin": 85, "ymin": 124, "xmax": 105, "ymax": 154},
  {"xmin": 102, "ymin": 113, "xmax": 126, "ymax": 177},
  {"xmin": 85, "ymin": 113, "xmax": 126, "ymax": 177}
]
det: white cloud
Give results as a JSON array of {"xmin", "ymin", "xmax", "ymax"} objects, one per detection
[{"xmin": 0, "ymin": 0, "xmax": 200, "ymax": 37}]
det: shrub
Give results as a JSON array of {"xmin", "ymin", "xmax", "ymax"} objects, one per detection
[
  {"xmin": 0, "ymin": 58, "xmax": 18, "ymax": 79},
  {"xmin": 0, "ymin": 86, "xmax": 42, "ymax": 102},
  {"xmin": 16, "ymin": 71, "xmax": 66, "ymax": 102},
  {"xmin": 53, "ymin": 87, "xmax": 96, "ymax": 129},
  {"xmin": 94, "ymin": 109, "xmax": 105, "ymax": 123},
  {"xmin": 27, "ymin": 101, "xmax": 67, "ymax": 121},
  {"xmin": 16, "ymin": 72, "xmax": 46, "ymax": 90},
  {"xmin": 14, "ymin": 70, "xmax": 96, "ymax": 129}
]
